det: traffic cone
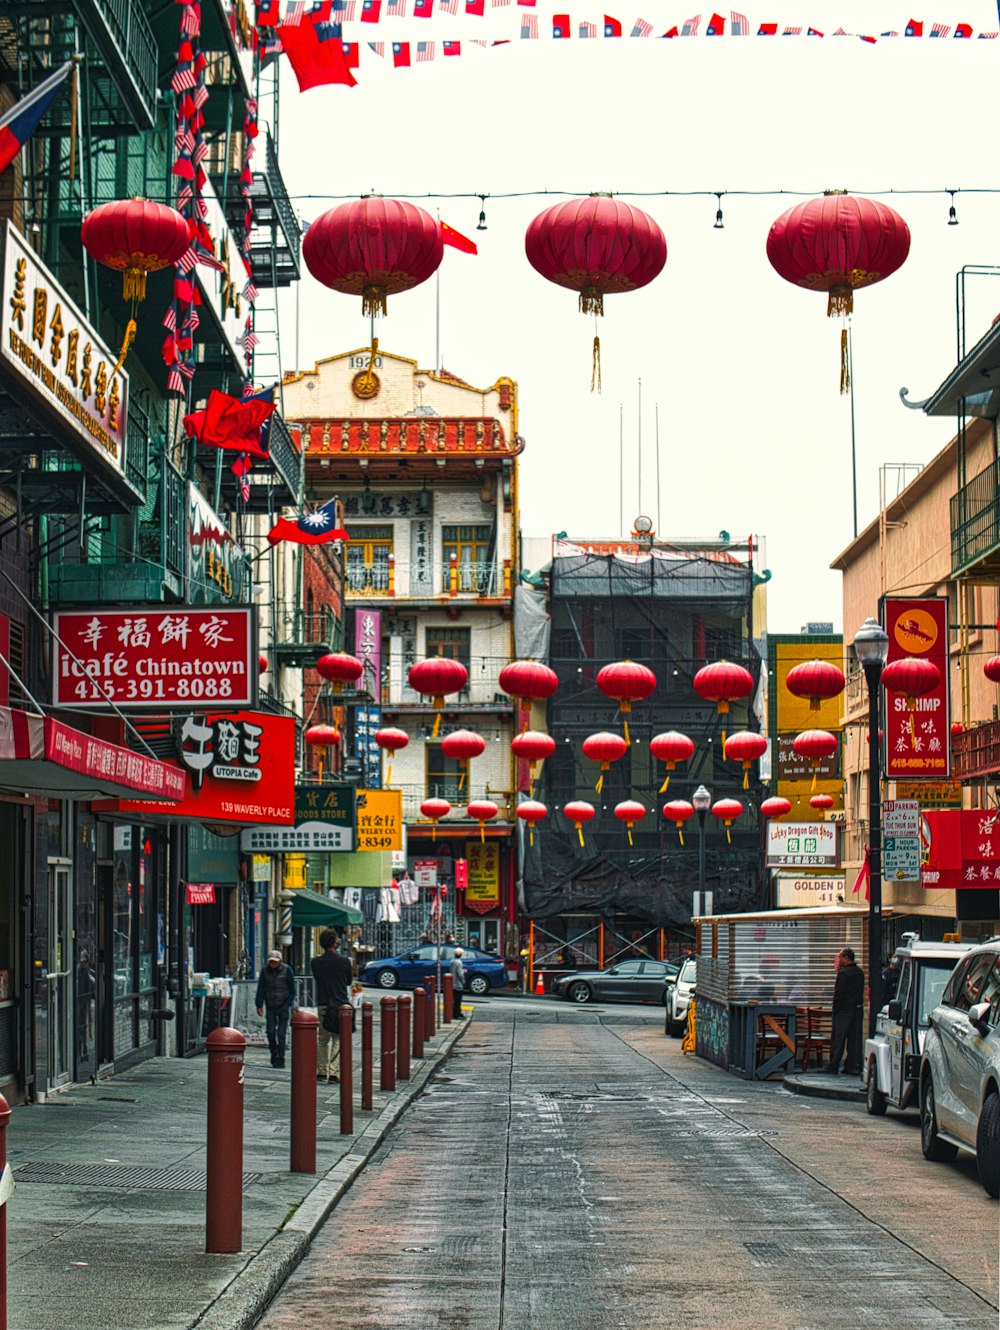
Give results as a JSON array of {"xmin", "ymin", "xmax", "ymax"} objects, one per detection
[{"xmin": 534, "ymin": 971, "xmax": 544, "ymax": 995}]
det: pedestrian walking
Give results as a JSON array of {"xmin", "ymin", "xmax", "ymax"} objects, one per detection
[
  {"xmin": 449, "ymin": 947, "xmax": 466, "ymax": 1019},
  {"xmin": 825, "ymin": 947, "xmax": 865, "ymax": 1076},
  {"xmin": 255, "ymin": 950, "xmax": 296, "ymax": 1069},
  {"xmin": 311, "ymin": 928, "xmax": 354, "ymax": 1083}
]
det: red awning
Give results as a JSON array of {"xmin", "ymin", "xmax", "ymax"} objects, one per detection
[{"xmin": 0, "ymin": 708, "xmax": 185, "ymax": 802}]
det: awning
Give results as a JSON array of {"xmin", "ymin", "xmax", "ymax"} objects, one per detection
[
  {"xmin": 0, "ymin": 707, "xmax": 185, "ymax": 802},
  {"xmin": 290, "ymin": 888, "xmax": 364, "ymax": 928}
]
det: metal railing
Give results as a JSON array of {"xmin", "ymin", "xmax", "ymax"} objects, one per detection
[
  {"xmin": 249, "ymin": 132, "xmax": 301, "ymax": 287},
  {"xmin": 393, "ymin": 783, "xmax": 515, "ymax": 823},
  {"xmin": 951, "ymin": 458, "xmax": 1000, "ymax": 575},
  {"xmin": 271, "ymin": 606, "xmax": 339, "ymax": 650},
  {"xmin": 952, "ymin": 721, "xmax": 1000, "ymax": 778},
  {"xmin": 345, "ymin": 559, "xmax": 501, "ymax": 598},
  {"xmin": 267, "ymin": 413, "xmax": 301, "ymax": 500},
  {"xmin": 124, "ymin": 398, "xmax": 150, "ymax": 505},
  {"xmin": 77, "ymin": 0, "xmax": 160, "ymax": 130}
]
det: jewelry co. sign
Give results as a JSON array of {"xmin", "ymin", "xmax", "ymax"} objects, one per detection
[{"xmin": 52, "ymin": 608, "xmax": 257, "ymax": 709}]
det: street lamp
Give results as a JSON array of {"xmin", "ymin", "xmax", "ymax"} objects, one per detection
[
  {"xmin": 692, "ymin": 784, "xmax": 712, "ymax": 912},
  {"xmin": 854, "ymin": 615, "xmax": 890, "ymax": 1035}
]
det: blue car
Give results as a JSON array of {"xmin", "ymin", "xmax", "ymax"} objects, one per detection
[{"xmin": 360, "ymin": 944, "xmax": 508, "ymax": 996}]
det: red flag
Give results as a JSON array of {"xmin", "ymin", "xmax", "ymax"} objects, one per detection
[
  {"xmin": 851, "ymin": 847, "xmax": 871, "ymax": 902},
  {"xmin": 360, "ymin": 0, "xmax": 381, "ymax": 17},
  {"xmin": 466, "ymin": 0, "xmax": 485, "ymax": 12},
  {"xmin": 441, "ymin": 221, "xmax": 477, "ymax": 255},
  {"xmin": 342, "ymin": 39, "xmax": 360, "ymax": 64},
  {"xmin": 552, "ymin": 12, "xmax": 570, "ymax": 36},
  {"xmin": 184, "ymin": 390, "xmax": 276, "ymax": 457},
  {"xmin": 604, "ymin": 14, "xmax": 622, "ymax": 34},
  {"xmin": 706, "ymin": 12, "xmax": 726, "ymax": 33},
  {"xmin": 279, "ymin": 20, "xmax": 358, "ymax": 87},
  {"xmin": 905, "ymin": 18, "xmax": 923, "ymax": 32},
  {"xmin": 757, "ymin": 21, "xmax": 777, "ymax": 33}
]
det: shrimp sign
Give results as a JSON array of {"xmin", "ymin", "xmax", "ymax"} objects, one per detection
[{"xmin": 883, "ymin": 598, "xmax": 950, "ymax": 780}]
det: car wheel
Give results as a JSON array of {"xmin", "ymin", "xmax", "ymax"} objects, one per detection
[
  {"xmin": 668, "ymin": 1018, "xmax": 685, "ymax": 1038},
  {"xmin": 975, "ymin": 1091, "xmax": 1000, "ymax": 1198},
  {"xmin": 377, "ymin": 969, "xmax": 399, "ymax": 989},
  {"xmin": 921, "ymin": 1074, "xmax": 959, "ymax": 1162},
  {"xmin": 568, "ymin": 982, "xmax": 591, "ymax": 1004},
  {"xmin": 865, "ymin": 1056, "xmax": 887, "ymax": 1116},
  {"xmin": 467, "ymin": 974, "xmax": 490, "ymax": 996}
]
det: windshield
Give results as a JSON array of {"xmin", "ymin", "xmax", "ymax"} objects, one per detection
[{"xmin": 917, "ymin": 960, "xmax": 960, "ymax": 1027}]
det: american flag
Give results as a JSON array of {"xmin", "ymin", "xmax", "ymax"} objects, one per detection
[
  {"xmin": 520, "ymin": 13, "xmax": 537, "ymax": 35},
  {"xmin": 680, "ymin": 14, "xmax": 700, "ymax": 34},
  {"xmin": 979, "ymin": 29, "xmax": 999, "ymax": 37},
  {"xmin": 782, "ymin": 26, "xmax": 802, "ymax": 34},
  {"xmin": 368, "ymin": 39, "xmax": 385, "ymax": 52},
  {"xmin": 730, "ymin": 10, "xmax": 748, "ymax": 33},
  {"xmin": 335, "ymin": 0, "xmax": 356, "ymax": 16},
  {"xmin": 631, "ymin": 17, "xmax": 652, "ymax": 34},
  {"xmin": 579, "ymin": 20, "xmax": 597, "ymax": 34},
  {"xmin": 283, "ymin": 0, "xmax": 305, "ymax": 23},
  {"xmin": 880, "ymin": 29, "xmax": 899, "ymax": 35},
  {"xmin": 416, "ymin": 39, "xmax": 435, "ymax": 57},
  {"xmin": 439, "ymin": 0, "xmax": 458, "ymax": 10},
  {"xmin": 386, "ymin": 0, "xmax": 405, "ymax": 13},
  {"xmin": 930, "ymin": 20, "xmax": 950, "ymax": 33},
  {"xmin": 492, "ymin": 0, "xmax": 511, "ymax": 6}
]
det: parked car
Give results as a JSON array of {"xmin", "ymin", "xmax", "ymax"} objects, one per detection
[
  {"xmin": 359, "ymin": 944, "xmax": 507, "ymax": 996},
  {"xmin": 664, "ymin": 957, "xmax": 697, "ymax": 1037},
  {"xmin": 864, "ymin": 937, "xmax": 973, "ymax": 1117},
  {"xmin": 919, "ymin": 940, "xmax": 1000, "ymax": 1198},
  {"xmin": 550, "ymin": 958, "xmax": 678, "ymax": 1005}
]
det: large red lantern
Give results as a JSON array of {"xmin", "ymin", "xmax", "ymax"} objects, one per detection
[
  {"xmin": 693, "ymin": 661, "xmax": 755, "ymax": 744},
  {"xmin": 258, "ymin": 653, "xmax": 268, "ymax": 675},
  {"xmin": 499, "ymin": 660, "xmax": 559, "ymax": 730},
  {"xmin": 564, "ymin": 800, "xmax": 595, "ymax": 847},
  {"xmin": 662, "ymin": 800, "xmax": 694, "ymax": 845},
  {"xmin": 420, "ymin": 796, "xmax": 451, "ymax": 840},
  {"xmin": 441, "ymin": 729, "xmax": 485, "ymax": 792},
  {"xmin": 723, "ymin": 730, "xmax": 768, "ymax": 789},
  {"xmin": 408, "ymin": 657, "xmax": 469, "ymax": 735},
  {"xmin": 785, "ymin": 659, "xmax": 846, "ymax": 712},
  {"xmin": 792, "ymin": 729, "xmax": 839, "ymax": 791},
  {"xmin": 649, "ymin": 731, "xmax": 695, "ymax": 793},
  {"xmin": 711, "ymin": 797, "xmax": 743, "ymax": 845},
  {"xmin": 985, "ymin": 657, "xmax": 1000, "ymax": 684},
  {"xmin": 596, "ymin": 660, "xmax": 657, "ymax": 743},
  {"xmin": 810, "ymin": 794, "xmax": 834, "ymax": 811},
  {"xmin": 524, "ymin": 194, "xmax": 667, "ymax": 390},
  {"xmin": 581, "ymin": 731, "xmax": 628, "ymax": 793},
  {"xmin": 881, "ymin": 655, "xmax": 941, "ymax": 741},
  {"xmin": 511, "ymin": 730, "xmax": 556, "ymax": 792},
  {"xmin": 614, "ymin": 799, "xmax": 646, "ymax": 847},
  {"xmin": 375, "ymin": 726, "xmax": 409, "ymax": 785},
  {"xmin": 316, "ymin": 652, "xmax": 364, "ymax": 693},
  {"xmin": 759, "ymin": 796, "xmax": 792, "ymax": 820},
  {"xmin": 516, "ymin": 799, "xmax": 548, "ymax": 846},
  {"xmin": 305, "ymin": 722, "xmax": 341, "ymax": 782},
  {"xmin": 466, "ymin": 799, "xmax": 499, "ymax": 844}
]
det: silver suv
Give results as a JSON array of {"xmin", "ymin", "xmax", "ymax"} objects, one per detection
[
  {"xmin": 664, "ymin": 957, "xmax": 696, "ymax": 1037},
  {"xmin": 919, "ymin": 941, "xmax": 1000, "ymax": 1198}
]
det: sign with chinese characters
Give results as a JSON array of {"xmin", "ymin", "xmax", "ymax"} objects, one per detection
[
  {"xmin": 1, "ymin": 221, "xmax": 129, "ymax": 491},
  {"xmin": 884, "ymin": 598, "xmax": 950, "ymax": 779},
  {"xmin": 343, "ymin": 492, "xmax": 425, "ymax": 519},
  {"xmin": 922, "ymin": 808, "xmax": 1000, "ymax": 888},
  {"xmin": 464, "ymin": 841, "xmax": 500, "ymax": 912},
  {"xmin": 766, "ymin": 821, "xmax": 839, "ymax": 867},
  {"xmin": 355, "ymin": 788, "xmax": 403, "ymax": 851},
  {"xmin": 410, "ymin": 517, "xmax": 433, "ymax": 594},
  {"xmin": 775, "ymin": 874, "xmax": 845, "ymax": 908},
  {"xmin": 52, "ymin": 608, "xmax": 257, "ymax": 709},
  {"xmin": 354, "ymin": 608, "xmax": 382, "ymax": 786},
  {"xmin": 775, "ymin": 732, "xmax": 840, "ymax": 781},
  {"xmin": 355, "ymin": 706, "xmax": 382, "ymax": 788},
  {"xmin": 240, "ymin": 783, "xmax": 356, "ymax": 853},
  {"xmin": 186, "ymin": 882, "xmax": 216, "ymax": 905},
  {"xmin": 894, "ymin": 780, "xmax": 963, "ymax": 808},
  {"xmin": 187, "ymin": 484, "xmax": 244, "ymax": 604}
]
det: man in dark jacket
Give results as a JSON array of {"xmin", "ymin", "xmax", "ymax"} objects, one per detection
[
  {"xmin": 825, "ymin": 947, "xmax": 865, "ymax": 1075},
  {"xmin": 255, "ymin": 950, "xmax": 296, "ymax": 1068},
  {"xmin": 311, "ymin": 929, "xmax": 354, "ymax": 1083}
]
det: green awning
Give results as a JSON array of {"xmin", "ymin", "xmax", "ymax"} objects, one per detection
[{"xmin": 290, "ymin": 888, "xmax": 364, "ymax": 928}]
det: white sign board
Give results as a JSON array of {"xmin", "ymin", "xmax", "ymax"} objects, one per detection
[
  {"xmin": 413, "ymin": 859, "xmax": 437, "ymax": 889},
  {"xmin": 240, "ymin": 823, "xmax": 353, "ymax": 853},
  {"xmin": 766, "ymin": 821, "xmax": 839, "ymax": 867},
  {"xmin": 776, "ymin": 874, "xmax": 846, "ymax": 908},
  {"xmin": 883, "ymin": 836, "xmax": 921, "ymax": 882},
  {"xmin": 882, "ymin": 800, "xmax": 920, "ymax": 838}
]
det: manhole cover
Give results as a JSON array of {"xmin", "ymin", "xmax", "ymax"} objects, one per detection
[{"xmin": 14, "ymin": 1161, "xmax": 263, "ymax": 1191}]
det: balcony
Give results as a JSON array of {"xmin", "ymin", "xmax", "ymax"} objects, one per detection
[
  {"xmin": 270, "ymin": 607, "xmax": 340, "ymax": 670},
  {"xmin": 346, "ymin": 559, "xmax": 508, "ymax": 602},
  {"xmin": 952, "ymin": 722, "xmax": 1000, "ymax": 779},
  {"xmin": 75, "ymin": 0, "xmax": 160, "ymax": 130},
  {"xmin": 248, "ymin": 133, "xmax": 301, "ymax": 288},
  {"xmin": 951, "ymin": 458, "xmax": 1000, "ymax": 577},
  {"xmin": 393, "ymin": 783, "xmax": 516, "ymax": 826}
]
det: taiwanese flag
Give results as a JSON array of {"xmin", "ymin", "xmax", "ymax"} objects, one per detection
[
  {"xmin": 705, "ymin": 13, "xmax": 725, "ymax": 33},
  {"xmin": 604, "ymin": 14, "xmax": 622, "ymax": 34},
  {"xmin": 954, "ymin": 22, "xmax": 972, "ymax": 35},
  {"xmin": 414, "ymin": 0, "xmax": 433, "ymax": 12},
  {"xmin": 905, "ymin": 18, "xmax": 923, "ymax": 32},
  {"xmin": 267, "ymin": 498, "xmax": 350, "ymax": 547},
  {"xmin": 0, "ymin": 62, "xmax": 73, "ymax": 174},
  {"xmin": 757, "ymin": 22, "xmax": 777, "ymax": 33},
  {"xmin": 256, "ymin": 0, "xmax": 281, "ymax": 23},
  {"xmin": 441, "ymin": 221, "xmax": 477, "ymax": 254},
  {"xmin": 466, "ymin": 0, "xmax": 485, "ymax": 12},
  {"xmin": 552, "ymin": 12, "xmax": 570, "ymax": 35},
  {"xmin": 184, "ymin": 390, "xmax": 276, "ymax": 458},
  {"xmin": 392, "ymin": 39, "xmax": 411, "ymax": 63},
  {"xmin": 342, "ymin": 39, "xmax": 360, "ymax": 64},
  {"xmin": 807, "ymin": 26, "xmax": 823, "ymax": 35},
  {"xmin": 280, "ymin": 19, "xmax": 358, "ymax": 87},
  {"xmin": 443, "ymin": 39, "xmax": 461, "ymax": 52},
  {"xmin": 663, "ymin": 26, "xmax": 679, "ymax": 36},
  {"xmin": 361, "ymin": 0, "xmax": 381, "ymax": 19}
]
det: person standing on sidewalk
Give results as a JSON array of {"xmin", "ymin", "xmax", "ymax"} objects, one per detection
[
  {"xmin": 312, "ymin": 928, "xmax": 354, "ymax": 1083},
  {"xmin": 825, "ymin": 947, "xmax": 865, "ymax": 1076},
  {"xmin": 255, "ymin": 951, "xmax": 296, "ymax": 1069},
  {"xmin": 449, "ymin": 947, "xmax": 466, "ymax": 1020}
]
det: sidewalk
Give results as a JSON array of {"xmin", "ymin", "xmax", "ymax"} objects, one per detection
[
  {"xmin": 4, "ymin": 1000, "xmax": 470, "ymax": 1330},
  {"xmin": 782, "ymin": 1068, "xmax": 865, "ymax": 1101}
]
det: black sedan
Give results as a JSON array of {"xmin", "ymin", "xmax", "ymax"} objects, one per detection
[{"xmin": 550, "ymin": 959, "xmax": 679, "ymax": 1005}]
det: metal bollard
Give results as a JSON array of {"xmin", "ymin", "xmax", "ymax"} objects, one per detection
[
  {"xmin": 0, "ymin": 1093, "xmax": 11, "ymax": 1330},
  {"xmin": 361, "ymin": 1002, "xmax": 374, "ymax": 1111},
  {"xmin": 424, "ymin": 976, "xmax": 436, "ymax": 1038},
  {"xmin": 338, "ymin": 1005, "xmax": 354, "ymax": 1134},
  {"xmin": 206, "ymin": 1027, "xmax": 245, "ymax": 1253},
  {"xmin": 442, "ymin": 972, "xmax": 453, "ymax": 1025},
  {"xmin": 412, "ymin": 986, "xmax": 425, "ymax": 1060},
  {"xmin": 380, "ymin": 996, "xmax": 397, "ymax": 1091},
  {"xmin": 397, "ymin": 994, "xmax": 411, "ymax": 1081},
  {"xmin": 290, "ymin": 1009, "xmax": 318, "ymax": 1174}
]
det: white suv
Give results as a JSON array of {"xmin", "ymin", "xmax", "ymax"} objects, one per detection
[
  {"xmin": 919, "ymin": 941, "xmax": 1000, "ymax": 1198},
  {"xmin": 664, "ymin": 957, "xmax": 696, "ymax": 1037}
]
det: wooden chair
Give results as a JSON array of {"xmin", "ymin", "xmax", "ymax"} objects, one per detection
[{"xmin": 797, "ymin": 1006, "xmax": 832, "ymax": 1071}]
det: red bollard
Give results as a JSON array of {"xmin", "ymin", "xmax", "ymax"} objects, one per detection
[
  {"xmin": 442, "ymin": 972, "xmax": 453, "ymax": 1025},
  {"xmin": 412, "ymin": 986, "xmax": 425, "ymax": 1060},
  {"xmin": 290, "ymin": 1009, "xmax": 318, "ymax": 1174},
  {"xmin": 361, "ymin": 1002, "xmax": 374, "ymax": 1111},
  {"xmin": 0, "ymin": 1092, "xmax": 10, "ymax": 1330},
  {"xmin": 206, "ymin": 1027, "xmax": 245, "ymax": 1253},
  {"xmin": 424, "ymin": 976, "xmax": 436, "ymax": 1038},
  {"xmin": 397, "ymin": 994, "xmax": 411, "ymax": 1081},
  {"xmin": 339, "ymin": 1005, "xmax": 354, "ymax": 1134},
  {"xmin": 380, "ymin": 996, "xmax": 397, "ymax": 1091}
]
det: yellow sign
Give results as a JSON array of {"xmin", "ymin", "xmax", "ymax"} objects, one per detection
[
  {"xmin": 356, "ymin": 788, "xmax": 403, "ymax": 851},
  {"xmin": 465, "ymin": 841, "xmax": 499, "ymax": 904},
  {"xmin": 894, "ymin": 780, "xmax": 963, "ymax": 808},
  {"xmin": 283, "ymin": 854, "xmax": 306, "ymax": 889}
]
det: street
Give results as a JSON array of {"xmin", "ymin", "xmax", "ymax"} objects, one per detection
[{"xmin": 257, "ymin": 997, "xmax": 998, "ymax": 1329}]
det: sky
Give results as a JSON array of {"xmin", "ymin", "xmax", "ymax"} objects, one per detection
[{"xmin": 268, "ymin": 17, "xmax": 1000, "ymax": 634}]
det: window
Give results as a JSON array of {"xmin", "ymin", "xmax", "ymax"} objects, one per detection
[
  {"xmin": 612, "ymin": 960, "xmax": 644, "ymax": 974},
  {"xmin": 946, "ymin": 953, "xmax": 998, "ymax": 1012},
  {"xmin": 442, "ymin": 524, "xmax": 492, "ymax": 593},
  {"xmin": 425, "ymin": 627, "xmax": 471, "ymax": 681},
  {"xmin": 410, "ymin": 945, "xmax": 438, "ymax": 962},
  {"xmin": 425, "ymin": 744, "xmax": 466, "ymax": 801},
  {"xmin": 345, "ymin": 525, "xmax": 393, "ymax": 594}
]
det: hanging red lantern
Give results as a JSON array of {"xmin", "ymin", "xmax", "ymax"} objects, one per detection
[
  {"xmin": 950, "ymin": 721, "xmax": 965, "ymax": 738},
  {"xmin": 662, "ymin": 800, "xmax": 695, "ymax": 845},
  {"xmin": 511, "ymin": 730, "xmax": 556, "ymax": 792},
  {"xmin": 881, "ymin": 656, "xmax": 941, "ymax": 741},
  {"xmin": 564, "ymin": 800, "xmax": 596, "ymax": 847},
  {"xmin": 466, "ymin": 799, "xmax": 499, "ymax": 844},
  {"xmin": 499, "ymin": 659, "xmax": 559, "ymax": 730},
  {"xmin": 305, "ymin": 723, "xmax": 341, "ymax": 783},
  {"xmin": 581, "ymin": 731, "xmax": 629, "ymax": 794},
  {"xmin": 375, "ymin": 726, "xmax": 409, "ymax": 785},
  {"xmin": 524, "ymin": 194, "xmax": 667, "ymax": 390},
  {"xmin": 792, "ymin": 729, "xmax": 839, "ymax": 791},
  {"xmin": 785, "ymin": 659, "xmax": 846, "ymax": 712},
  {"xmin": 596, "ymin": 660, "xmax": 657, "ymax": 744},
  {"xmin": 711, "ymin": 797, "xmax": 743, "ymax": 844},
  {"xmin": 516, "ymin": 799, "xmax": 548, "ymax": 846},
  {"xmin": 258, "ymin": 653, "xmax": 268, "ymax": 674},
  {"xmin": 316, "ymin": 652, "xmax": 364, "ymax": 693},
  {"xmin": 722, "ymin": 730, "xmax": 768, "ymax": 789},
  {"xmin": 985, "ymin": 657, "xmax": 1000, "ymax": 683},
  {"xmin": 649, "ymin": 731, "xmax": 695, "ymax": 793},
  {"xmin": 759, "ymin": 796, "xmax": 792, "ymax": 820},
  {"xmin": 693, "ymin": 661, "xmax": 755, "ymax": 744},
  {"xmin": 441, "ymin": 729, "xmax": 486, "ymax": 792},
  {"xmin": 810, "ymin": 793, "xmax": 834, "ymax": 811},
  {"xmin": 766, "ymin": 193, "xmax": 910, "ymax": 393},
  {"xmin": 408, "ymin": 657, "xmax": 469, "ymax": 735},
  {"xmin": 614, "ymin": 799, "xmax": 646, "ymax": 847},
  {"xmin": 420, "ymin": 796, "xmax": 451, "ymax": 840}
]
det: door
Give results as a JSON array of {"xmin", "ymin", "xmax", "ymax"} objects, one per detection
[
  {"xmin": 47, "ymin": 862, "xmax": 72, "ymax": 1089},
  {"xmin": 401, "ymin": 945, "xmax": 439, "ymax": 986},
  {"xmin": 888, "ymin": 959, "xmax": 911, "ymax": 1100},
  {"xmin": 597, "ymin": 959, "xmax": 645, "ymax": 999},
  {"xmin": 937, "ymin": 952, "xmax": 997, "ymax": 1140}
]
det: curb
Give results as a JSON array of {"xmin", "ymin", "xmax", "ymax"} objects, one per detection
[
  {"xmin": 782, "ymin": 1071, "xmax": 865, "ymax": 1102},
  {"xmin": 190, "ymin": 1015, "xmax": 470, "ymax": 1330}
]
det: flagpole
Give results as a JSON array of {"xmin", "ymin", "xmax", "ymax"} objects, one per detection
[{"xmin": 435, "ymin": 209, "xmax": 441, "ymax": 371}]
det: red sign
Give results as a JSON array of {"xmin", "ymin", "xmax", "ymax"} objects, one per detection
[
  {"xmin": 921, "ymin": 809, "xmax": 1000, "ymax": 888},
  {"xmin": 454, "ymin": 859, "xmax": 468, "ymax": 890},
  {"xmin": 97, "ymin": 711, "xmax": 295, "ymax": 825},
  {"xmin": 186, "ymin": 882, "xmax": 216, "ymax": 905},
  {"xmin": 51, "ymin": 608, "xmax": 257, "ymax": 710},
  {"xmin": 883, "ymin": 598, "xmax": 950, "ymax": 780}
]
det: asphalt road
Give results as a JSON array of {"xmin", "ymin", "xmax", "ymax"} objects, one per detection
[{"xmin": 258, "ymin": 996, "xmax": 999, "ymax": 1330}]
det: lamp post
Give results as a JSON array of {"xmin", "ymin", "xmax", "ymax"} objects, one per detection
[
  {"xmin": 854, "ymin": 615, "xmax": 890, "ymax": 1036},
  {"xmin": 692, "ymin": 784, "xmax": 711, "ymax": 913}
]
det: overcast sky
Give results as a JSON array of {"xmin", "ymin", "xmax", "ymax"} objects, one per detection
[{"xmin": 270, "ymin": 22, "xmax": 1000, "ymax": 633}]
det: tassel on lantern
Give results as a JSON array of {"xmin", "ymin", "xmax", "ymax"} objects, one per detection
[
  {"xmin": 459, "ymin": 762, "xmax": 467, "ymax": 793},
  {"xmin": 386, "ymin": 760, "xmax": 394, "ymax": 785},
  {"xmin": 726, "ymin": 826, "xmax": 732, "ymax": 845},
  {"xmin": 827, "ymin": 286, "xmax": 854, "ymax": 318},
  {"xmin": 432, "ymin": 703, "xmax": 443, "ymax": 739},
  {"xmin": 595, "ymin": 770, "xmax": 605, "ymax": 795},
  {"xmin": 591, "ymin": 334, "xmax": 602, "ymax": 393},
  {"xmin": 112, "ymin": 319, "xmax": 137, "ymax": 376},
  {"xmin": 742, "ymin": 767, "xmax": 750, "ymax": 791},
  {"xmin": 362, "ymin": 283, "xmax": 388, "ymax": 318},
  {"xmin": 626, "ymin": 826, "xmax": 634, "ymax": 847},
  {"xmin": 840, "ymin": 327, "xmax": 850, "ymax": 395},
  {"xmin": 360, "ymin": 335, "xmax": 380, "ymax": 395},
  {"xmin": 123, "ymin": 267, "xmax": 149, "ymax": 302},
  {"xmin": 660, "ymin": 773, "xmax": 670, "ymax": 794},
  {"xmin": 579, "ymin": 286, "xmax": 605, "ymax": 317},
  {"xmin": 677, "ymin": 827, "xmax": 684, "ymax": 847},
  {"xmin": 811, "ymin": 768, "xmax": 818, "ymax": 793}
]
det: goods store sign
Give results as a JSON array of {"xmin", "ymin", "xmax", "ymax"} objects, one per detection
[
  {"xmin": 52, "ymin": 608, "xmax": 256, "ymax": 709},
  {"xmin": 241, "ymin": 783, "xmax": 356, "ymax": 853}
]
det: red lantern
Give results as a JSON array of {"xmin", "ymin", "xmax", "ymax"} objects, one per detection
[
  {"xmin": 524, "ymin": 195, "xmax": 667, "ymax": 390},
  {"xmin": 881, "ymin": 656, "xmax": 941, "ymax": 741},
  {"xmin": 441, "ymin": 729, "xmax": 486, "ymax": 792},
  {"xmin": 985, "ymin": 658, "xmax": 1000, "ymax": 684},
  {"xmin": 614, "ymin": 799, "xmax": 646, "ymax": 847},
  {"xmin": 581, "ymin": 731, "xmax": 629, "ymax": 794},
  {"xmin": 420, "ymin": 796, "xmax": 451, "ymax": 840},
  {"xmin": 408, "ymin": 657, "xmax": 469, "ymax": 735},
  {"xmin": 785, "ymin": 659, "xmax": 846, "ymax": 712},
  {"xmin": 722, "ymin": 730, "xmax": 768, "ymax": 789},
  {"xmin": 375, "ymin": 726, "xmax": 409, "ymax": 785},
  {"xmin": 596, "ymin": 660, "xmax": 657, "ymax": 744},
  {"xmin": 316, "ymin": 652, "xmax": 364, "ymax": 693},
  {"xmin": 810, "ymin": 793, "xmax": 834, "ymax": 811},
  {"xmin": 305, "ymin": 723, "xmax": 341, "ymax": 783},
  {"xmin": 662, "ymin": 800, "xmax": 694, "ymax": 845},
  {"xmin": 499, "ymin": 660, "xmax": 559, "ymax": 730},
  {"xmin": 792, "ymin": 729, "xmax": 839, "ymax": 791},
  {"xmin": 649, "ymin": 731, "xmax": 695, "ymax": 793},
  {"xmin": 711, "ymin": 797, "xmax": 743, "ymax": 844},
  {"xmin": 511, "ymin": 730, "xmax": 556, "ymax": 793},
  {"xmin": 466, "ymin": 799, "xmax": 499, "ymax": 844},
  {"xmin": 951, "ymin": 721, "xmax": 965, "ymax": 738},
  {"xmin": 258, "ymin": 653, "xmax": 268, "ymax": 674},
  {"xmin": 516, "ymin": 799, "xmax": 548, "ymax": 846},
  {"xmin": 564, "ymin": 800, "xmax": 596, "ymax": 847},
  {"xmin": 693, "ymin": 661, "xmax": 755, "ymax": 743},
  {"xmin": 759, "ymin": 796, "xmax": 792, "ymax": 820}
]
